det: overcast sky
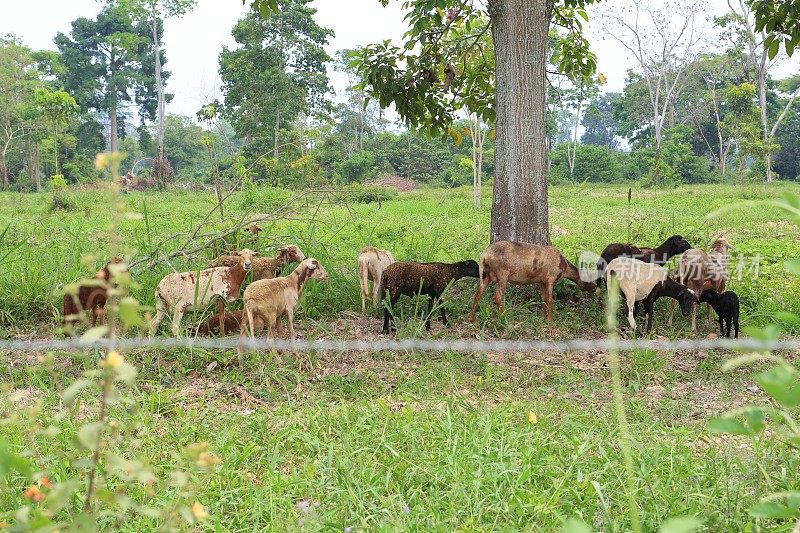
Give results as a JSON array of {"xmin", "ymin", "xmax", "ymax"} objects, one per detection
[{"xmin": 2, "ymin": 0, "xmax": 798, "ymax": 120}]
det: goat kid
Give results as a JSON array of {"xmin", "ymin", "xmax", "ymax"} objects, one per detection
[
  {"xmin": 62, "ymin": 257, "xmax": 126, "ymax": 336},
  {"xmin": 699, "ymin": 289, "xmax": 740, "ymax": 338}
]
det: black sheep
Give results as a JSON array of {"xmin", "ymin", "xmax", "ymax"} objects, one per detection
[
  {"xmin": 699, "ymin": 289, "xmax": 740, "ymax": 338},
  {"xmin": 597, "ymin": 235, "xmax": 692, "ymax": 283},
  {"xmin": 379, "ymin": 260, "xmax": 480, "ymax": 333}
]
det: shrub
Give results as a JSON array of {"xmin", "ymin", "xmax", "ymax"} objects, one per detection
[
  {"xmin": 335, "ymin": 150, "xmax": 378, "ymax": 183},
  {"xmin": 549, "ymin": 142, "xmax": 625, "ymax": 183}
]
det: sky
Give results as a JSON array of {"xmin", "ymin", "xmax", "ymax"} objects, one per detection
[{"xmin": 2, "ymin": 0, "xmax": 798, "ymax": 121}]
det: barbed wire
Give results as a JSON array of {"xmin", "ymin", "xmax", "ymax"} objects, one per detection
[{"xmin": 0, "ymin": 336, "xmax": 796, "ymax": 354}]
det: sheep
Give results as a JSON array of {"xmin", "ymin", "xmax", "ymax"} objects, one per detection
[
  {"xmin": 209, "ymin": 245, "xmax": 305, "ymax": 281},
  {"xmin": 240, "ymin": 258, "xmax": 329, "ymax": 341},
  {"xmin": 699, "ymin": 289, "xmax": 740, "ymax": 338},
  {"xmin": 379, "ymin": 260, "xmax": 480, "ymax": 334},
  {"xmin": 605, "ymin": 256, "xmax": 698, "ymax": 335},
  {"xmin": 62, "ymin": 257, "xmax": 125, "ymax": 336},
  {"xmin": 196, "ymin": 309, "xmax": 264, "ymax": 336},
  {"xmin": 467, "ymin": 241, "xmax": 597, "ymax": 323},
  {"xmin": 357, "ymin": 246, "xmax": 396, "ymax": 314},
  {"xmin": 668, "ymin": 238, "xmax": 733, "ymax": 332},
  {"xmin": 150, "ymin": 249, "xmax": 255, "ymax": 336},
  {"xmin": 596, "ymin": 235, "xmax": 692, "ymax": 283}
]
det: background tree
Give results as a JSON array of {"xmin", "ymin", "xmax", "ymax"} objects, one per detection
[
  {"xmin": 0, "ymin": 38, "xmax": 40, "ymax": 191},
  {"xmin": 602, "ymin": 0, "xmax": 705, "ymax": 174},
  {"xmin": 349, "ymin": 0, "xmax": 599, "ymax": 245},
  {"xmin": 717, "ymin": 2, "xmax": 800, "ymax": 182},
  {"xmin": 581, "ymin": 92, "xmax": 620, "ymax": 149},
  {"xmin": 56, "ymin": 5, "xmax": 159, "ymax": 153},
  {"xmin": 219, "ymin": 1, "xmax": 332, "ymax": 162},
  {"xmin": 33, "ymin": 88, "xmax": 80, "ymax": 187},
  {"xmin": 113, "ymin": 0, "xmax": 195, "ymax": 182}
]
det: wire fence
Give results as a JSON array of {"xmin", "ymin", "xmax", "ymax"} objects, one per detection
[{"xmin": 0, "ymin": 336, "xmax": 796, "ymax": 354}]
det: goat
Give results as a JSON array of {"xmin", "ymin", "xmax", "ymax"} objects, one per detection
[
  {"xmin": 62, "ymin": 257, "xmax": 125, "ymax": 336},
  {"xmin": 699, "ymin": 289, "xmax": 740, "ymax": 338},
  {"xmin": 196, "ymin": 309, "xmax": 264, "ymax": 337},
  {"xmin": 357, "ymin": 246, "xmax": 396, "ymax": 314},
  {"xmin": 379, "ymin": 260, "xmax": 479, "ymax": 334},
  {"xmin": 668, "ymin": 238, "xmax": 733, "ymax": 332},
  {"xmin": 240, "ymin": 258, "xmax": 328, "ymax": 341},
  {"xmin": 209, "ymin": 245, "xmax": 305, "ymax": 281},
  {"xmin": 597, "ymin": 235, "xmax": 691, "ymax": 283},
  {"xmin": 467, "ymin": 241, "xmax": 597, "ymax": 322},
  {"xmin": 245, "ymin": 224, "xmax": 262, "ymax": 247},
  {"xmin": 150, "ymin": 249, "xmax": 254, "ymax": 336},
  {"xmin": 605, "ymin": 257, "xmax": 698, "ymax": 335}
]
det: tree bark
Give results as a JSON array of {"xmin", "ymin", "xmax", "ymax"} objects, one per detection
[
  {"xmin": 0, "ymin": 161, "xmax": 8, "ymax": 191},
  {"xmin": 109, "ymin": 104, "xmax": 118, "ymax": 153},
  {"xmin": 273, "ymin": 109, "xmax": 281, "ymax": 159},
  {"xmin": 151, "ymin": 13, "xmax": 166, "ymax": 156},
  {"xmin": 489, "ymin": 0, "xmax": 552, "ymax": 245}
]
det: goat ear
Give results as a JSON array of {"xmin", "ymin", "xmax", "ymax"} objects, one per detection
[{"xmin": 307, "ymin": 261, "xmax": 317, "ymax": 270}]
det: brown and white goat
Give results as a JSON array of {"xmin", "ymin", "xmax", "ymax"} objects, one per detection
[
  {"xmin": 150, "ymin": 249, "xmax": 254, "ymax": 336},
  {"xmin": 597, "ymin": 235, "xmax": 692, "ymax": 283},
  {"xmin": 240, "ymin": 258, "xmax": 329, "ymax": 341},
  {"xmin": 357, "ymin": 246, "xmax": 396, "ymax": 314},
  {"xmin": 668, "ymin": 238, "xmax": 733, "ymax": 332},
  {"xmin": 467, "ymin": 241, "xmax": 597, "ymax": 322},
  {"xmin": 209, "ymin": 245, "xmax": 305, "ymax": 281},
  {"xmin": 62, "ymin": 257, "xmax": 125, "ymax": 336},
  {"xmin": 605, "ymin": 257, "xmax": 698, "ymax": 335}
]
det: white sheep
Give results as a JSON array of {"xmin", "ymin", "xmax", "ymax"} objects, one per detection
[
  {"xmin": 357, "ymin": 246, "xmax": 395, "ymax": 314},
  {"xmin": 605, "ymin": 256, "xmax": 698, "ymax": 334},
  {"xmin": 150, "ymin": 249, "xmax": 255, "ymax": 336}
]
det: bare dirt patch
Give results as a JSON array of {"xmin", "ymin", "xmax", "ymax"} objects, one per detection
[{"xmin": 368, "ymin": 175, "xmax": 418, "ymax": 192}]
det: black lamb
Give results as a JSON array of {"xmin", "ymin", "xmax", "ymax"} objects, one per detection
[
  {"xmin": 379, "ymin": 260, "xmax": 480, "ymax": 333},
  {"xmin": 699, "ymin": 289, "xmax": 740, "ymax": 338}
]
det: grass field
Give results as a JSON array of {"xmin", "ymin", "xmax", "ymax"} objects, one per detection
[{"xmin": 1, "ymin": 182, "xmax": 799, "ymax": 530}]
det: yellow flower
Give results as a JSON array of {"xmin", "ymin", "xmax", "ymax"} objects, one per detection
[
  {"xmin": 94, "ymin": 152, "xmax": 109, "ymax": 171},
  {"xmin": 192, "ymin": 501, "xmax": 209, "ymax": 520},
  {"xmin": 197, "ymin": 451, "xmax": 221, "ymax": 467},
  {"xmin": 105, "ymin": 351, "xmax": 124, "ymax": 369},
  {"xmin": 598, "ymin": 72, "xmax": 607, "ymax": 84},
  {"xmin": 527, "ymin": 411, "xmax": 538, "ymax": 425}
]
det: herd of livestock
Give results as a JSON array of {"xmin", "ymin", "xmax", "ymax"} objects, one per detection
[{"xmin": 61, "ymin": 229, "xmax": 741, "ymax": 341}]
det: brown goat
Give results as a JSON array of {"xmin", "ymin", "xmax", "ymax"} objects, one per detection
[
  {"xmin": 209, "ymin": 245, "xmax": 306, "ymax": 281},
  {"xmin": 240, "ymin": 258, "xmax": 329, "ymax": 341},
  {"xmin": 196, "ymin": 309, "xmax": 264, "ymax": 336},
  {"xmin": 468, "ymin": 241, "xmax": 597, "ymax": 322},
  {"xmin": 62, "ymin": 257, "xmax": 126, "ymax": 336},
  {"xmin": 669, "ymin": 238, "xmax": 733, "ymax": 332}
]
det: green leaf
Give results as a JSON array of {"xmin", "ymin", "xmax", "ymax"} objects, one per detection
[
  {"xmin": 561, "ymin": 517, "xmax": 593, "ymax": 533},
  {"xmin": 61, "ymin": 378, "xmax": 92, "ymax": 405},
  {"xmin": 77, "ymin": 422, "xmax": 102, "ymax": 450},
  {"xmin": 743, "ymin": 324, "xmax": 781, "ymax": 342},
  {"xmin": 786, "ymin": 259, "xmax": 800, "ymax": 275},
  {"xmin": 81, "ymin": 325, "xmax": 109, "ymax": 341},
  {"xmin": 743, "ymin": 408, "xmax": 765, "ymax": 434},
  {"xmin": 658, "ymin": 517, "xmax": 702, "ymax": 533},
  {"xmin": 750, "ymin": 501, "xmax": 798, "ymax": 519},
  {"xmin": 118, "ymin": 296, "xmax": 143, "ymax": 328},
  {"xmin": 708, "ymin": 416, "xmax": 752, "ymax": 436},
  {"xmin": 0, "ymin": 440, "xmax": 32, "ymax": 479},
  {"xmin": 755, "ymin": 365, "xmax": 800, "ymax": 408}
]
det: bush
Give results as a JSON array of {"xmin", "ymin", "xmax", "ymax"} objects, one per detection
[
  {"xmin": 549, "ymin": 142, "xmax": 626, "ymax": 183},
  {"xmin": 335, "ymin": 150, "xmax": 378, "ymax": 183},
  {"xmin": 342, "ymin": 183, "xmax": 397, "ymax": 204}
]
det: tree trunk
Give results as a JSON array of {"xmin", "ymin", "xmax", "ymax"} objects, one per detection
[
  {"xmin": 273, "ymin": 109, "xmax": 281, "ymax": 159},
  {"xmin": 28, "ymin": 143, "xmax": 40, "ymax": 190},
  {"xmin": 0, "ymin": 160, "xmax": 8, "ymax": 191},
  {"xmin": 109, "ymin": 105, "xmax": 118, "ymax": 153},
  {"xmin": 489, "ymin": 0, "xmax": 552, "ymax": 245},
  {"xmin": 756, "ymin": 57, "xmax": 772, "ymax": 183},
  {"xmin": 151, "ymin": 14, "xmax": 166, "ymax": 156}
]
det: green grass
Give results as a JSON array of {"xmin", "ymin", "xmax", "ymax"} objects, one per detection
[{"xmin": 1, "ymin": 182, "xmax": 799, "ymax": 530}]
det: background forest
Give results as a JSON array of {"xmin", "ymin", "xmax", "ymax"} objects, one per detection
[{"xmin": 2, "ymin": 0, "xmax": 799, "ymax": 195}]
